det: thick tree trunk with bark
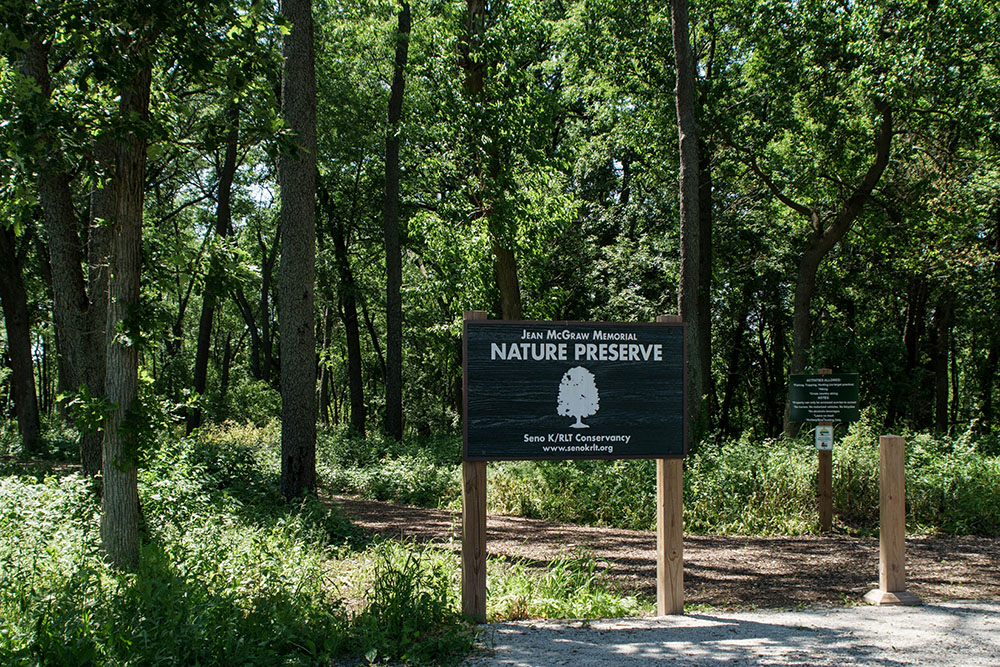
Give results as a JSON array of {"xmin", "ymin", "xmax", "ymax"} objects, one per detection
[
  {"xmin": 21, "ymin": 39, "xmax": 108, "ymax": 475},
  {"xmin": 384, "ymin": 1, "xmax": 410, "ymax": 441},
  {"xmin": 278, "ymin": 0, "xmax": 317, "ymax": 500},
  {"xmin": 82, "ymin": 137, "xmax": 114, "ymax": 474},
  {"xmin": 102, "ymin": 64, "xmax": 151, "ymax": 572},
  {"xmin": 671, "ymin": 0, "xmax": 704, "ymax": 437},
  {"xmin": 0, "ymin": 227, "xmax": 43, "ymax": 453}
]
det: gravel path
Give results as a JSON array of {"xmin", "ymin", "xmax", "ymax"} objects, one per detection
[{"xmin": 465, "ymin": 600, "xmax": 1000, "ymax": 666}]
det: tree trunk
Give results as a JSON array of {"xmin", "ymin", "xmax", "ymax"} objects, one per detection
[
  {"xmin": 82, "ymin": 136, "xmax": 114, "ymax": 475},
  {"xmin": 260, "ymin": 226, "xmax": 280, "ymax": 385},
  {"xmin": 777, "ymin": 102, "xmax": 893, "ymax": 435},
  {"xmin": 20, "ymin": 39, "xmax": 107, "ymax": 475},
  {"xmin": 983, "ymin": 204, "xmax": 1000, "ymax": 429},
  {"xmin": 931, "ymin": 291, "xmax": 953, "ymax": 432},
  {"xmin": 672, "ymin": 0, "xmax": 704, "ymax": 441},
  {"xmin": 278, "ymin": 0, "xmax": 318, "ymax": 500},
  {"xmin": 697, "ymin": 137, "xmax": 714, "ymax": 429},
  {"xmin": 234, "ymin": 286, "xmax": 263, "ymax": 380},
  {"xmin": 383, "ymin": 0, "xmax": 410, "ymax": 441},
  {"xmin": 0, "ymin": 227, "xmax": 43, "ymax": 454},
  {"xmin": 334, "ymin": 234, "xmax": 366, "ymax": 435},
  {"xmin": 220, "ymin": 332, "xmax": 233, "ymax": 401},
  {"xmin": 188, "ymin": 106, "xmax": 239, "ymax": 434},
  {"xmin": 317, "ymin": 183, "xmax": 366, "ymax": 436},
  {"xmin": 718, "ymin": 299, "xmax": 749, "ymax": 438},
  {"xmin": 102, "ymin": 64, "xmax": 152, "ymax": 572},
  {"xmin": 361, "ymin": 299, "xmax": 386, "ymax": 380},
  {"xmin": 462, "ymin": 0, "xmax": 522, "ymax": 320},
  {"xmin": 319, "ymin": 306, "xmax": 334, "ymax": 425}
]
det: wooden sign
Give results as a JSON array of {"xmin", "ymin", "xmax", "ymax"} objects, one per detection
[
  {"xmin": 463, "ymin": 320, "xmax": 686, "ymax": 460},
  {"xmin": 788, "ymin": 373, "xmax": 860, "ymax": 423}
]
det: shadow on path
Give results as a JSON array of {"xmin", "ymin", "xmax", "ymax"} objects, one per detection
[{"xmin": 465, "ymin": 601, "xmax": 1000, "ymax": 666}]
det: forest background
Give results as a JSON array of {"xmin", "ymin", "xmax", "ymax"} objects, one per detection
[{"xmin": 1, "ymin": 0, "xmax": 1000, "ymax": 663}]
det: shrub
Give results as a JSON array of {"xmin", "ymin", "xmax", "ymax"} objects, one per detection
[
  {"xmin": 349, "ymin": 541, "xmax": 474, "ymax": 665},
  {"xmin": 489, "ymin": 551, "xmax": 648, "ymax": 620}
]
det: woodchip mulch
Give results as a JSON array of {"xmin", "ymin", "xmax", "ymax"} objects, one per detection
[{"xmin": 329, "ymin": 494, "xmax": 1000, "ymax": 609}]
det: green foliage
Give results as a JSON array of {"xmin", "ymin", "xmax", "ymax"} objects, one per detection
[
  {"xmin": 685, "ymin": 435, "xmax": 819, "ymax": 535},
  {"xmin": 323, "ymin": 421, "xmax": 1000, "ymax": 537},
  {"xmin": 349, "ymin": 540, "xmax": 474, "ymax": 665},
  {"xmin": 318, "ymin": 428, "xmax": 461, "ymax": 507},
  {"xmin": 905, "ymin": 427, "xmax": 1000, "ymax": 535},
  {"xmin": 489, "ymin": 551, "xmax": 649, "ymax": 620},
  {"xmin": 489, "ymin": 459, "xmax": 656, "ymax": 530},
  {"xmin": 0, "ymin": 424, "xmax": 481, "ymax": 666},
  {"xmin": 60, "ymin": 385, "xmax": 114, "ymax": 437}
]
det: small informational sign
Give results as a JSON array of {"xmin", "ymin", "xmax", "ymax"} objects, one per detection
[
  {"xmin": 788, "ymin": 373, "xmax": 860, "ymax": 423},
  {"xmin": 815, "ymin": 424, "xmax": 834, "ymax": 451},
  {"xmin": 463, "ymin": 320, "xmax": 686, "ymax": 460}
]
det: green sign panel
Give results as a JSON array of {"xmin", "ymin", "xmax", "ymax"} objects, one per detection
[
  {"xmin": 788, "ymin": 374, "xmax": 860, "ymax": 423},
  {"xmin": 463, "ymin": 321, "xmax": 686, "ymax": 461}
]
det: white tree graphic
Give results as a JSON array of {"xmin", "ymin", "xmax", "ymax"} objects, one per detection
[{"xmin": 557, "ymin": 366, "xmax": 599, "ymax": 428}]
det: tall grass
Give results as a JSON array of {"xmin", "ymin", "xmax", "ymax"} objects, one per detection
[
  {"xmin": 317, "ymin": 416, "xmax": 1000, "ymax": 536},
  {"xmin": 2, "ymin": 422, "xmax": 653, "ymax": 665},
  {"xmin": 489, "ymin": 552, "xmax": 649, "ymax": 620},
  {"xmin": 0, "ymin": 426, "xmax": 476, "ymax": 666}
]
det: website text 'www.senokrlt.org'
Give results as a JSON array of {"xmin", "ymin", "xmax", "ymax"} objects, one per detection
[{"xmin": 541, "ymin": 443, "xmax": 613, "ymax": 454}]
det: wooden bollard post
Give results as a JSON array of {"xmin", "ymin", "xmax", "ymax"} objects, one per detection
[
  {"xmin": 655, "ymin": 314, "xmax": 684, "ymax": 615},
  {"xmin": 462, "ymin": 310, "xmax": 488, "ymax": 622},
  {"xmin": 864, "ymin": 435, "xmax": 922, "ymax": 606},
  {"xmin": 817, "ymin": 368, "xmax": 833, "ymax": 533}
]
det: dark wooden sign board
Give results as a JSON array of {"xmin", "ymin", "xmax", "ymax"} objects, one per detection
[
  {"xmin": 461, "ymin": 313, "xmax": 687, "ymax": 621},
  {"xmin": 788, "ymin": 373, "xmax": 860, "ymax": 423},
  {"xmin": 463, "ymin": 320, "xmax": 687, "ymax": 461}
]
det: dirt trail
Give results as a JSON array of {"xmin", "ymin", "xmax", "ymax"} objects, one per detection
[{"xmin": 330, "ymin": 495, "xmax": 1000, "ymax": 608}]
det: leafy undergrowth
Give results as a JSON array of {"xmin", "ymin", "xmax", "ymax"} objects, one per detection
[
  {"xmin": 0, "ymin": 423, "xmax": 651, "ymax": 666},
  {"xmin": 316, "ymin": 416, "xmax": 1000, "ymax": 537},
  {"xmin": 0, "ymin": 426, "xmax": 475, "ymax": 666},
  {"xmin": 489, "ymin": 552, "xmax": 650, "ymax": 621}
]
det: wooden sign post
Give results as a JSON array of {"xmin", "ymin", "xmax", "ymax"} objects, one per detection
[
  {"xmin": 817, "ymin": 368, "xmax": 833, "ymax": 533},
  {"xmin": 656, "ymin": 315, "xmax": 684, "ymax": 615},
  {"xmin": 864, "ymin": 435, "xmax": 922, "ymax": 606},
  {"xmin": 788, "ymin": 369, "xmax": 859, "ymax": 532},
  {"xmin": 462, "ymin": 310, "xmax": 488, "ymax": 622},
  {"xmin": 461, "ymin": 312, "xmax": 687, "ymax": 621}
]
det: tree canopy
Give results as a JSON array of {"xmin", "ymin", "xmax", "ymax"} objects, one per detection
[{"xmin": 2, "ymin": 0, "xmax": 998, "ymax": 468}]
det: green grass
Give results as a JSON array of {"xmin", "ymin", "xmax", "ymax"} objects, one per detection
[
  {"xmin": 315, "ymin": 413, "xmax": 1000, "ymax": 537},
  {"xmin": 489, "ymin": 551, "xmax": 650, "ymax": 620},
  {"xmin": 0, "ymin": 422, "xmax": 650, "ymax": 666},
  {"xmin": 3, "ymin": 414, "xmax": 997, "ymax": 664},
  {"xmin": 0, "ymin": 426, "xmax": 476, "ymax": 666}
]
